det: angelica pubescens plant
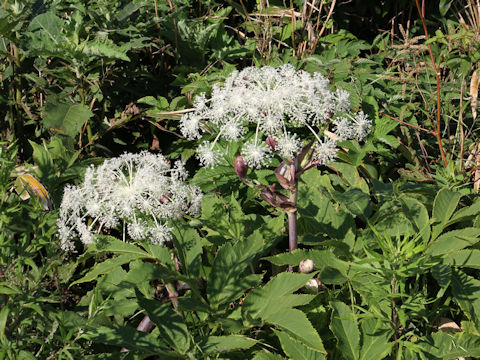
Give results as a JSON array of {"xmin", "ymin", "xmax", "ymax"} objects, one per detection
[
  {"xmin": 181, "ymin": 64, "xmax": 371, "ymax": 259},
  {"xmin": 180, "ymin": 64, "xmax": 371, "ymax": 169},
  {"xmin": 57, "ymin": 151, "xmax": 203, "ymax": 251}
]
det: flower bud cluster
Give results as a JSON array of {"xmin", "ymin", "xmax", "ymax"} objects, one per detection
[
  {"xmin": 57, "ymin": 152, "xmax": 203, "ymax": 251},
  {"xmin": 180, "ymin": 64, "xmax": 371, "ymax": 169}
]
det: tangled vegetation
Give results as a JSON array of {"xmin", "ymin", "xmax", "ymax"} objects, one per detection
[{"xmin": 1, "ymin": 0, "xmax": 480, "ymax": 359}]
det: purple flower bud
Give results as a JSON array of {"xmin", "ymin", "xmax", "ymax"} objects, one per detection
[
  {"xmin": 266, "ymin": 136, "xmax": 277, "ymax": 151},
  {"xmin": 234, "ymin": 155, "xmax": 248, "ymax": 180},
  {"xmin": 299, "ymin": 259, "xmax": 315, "ymax": 273}
]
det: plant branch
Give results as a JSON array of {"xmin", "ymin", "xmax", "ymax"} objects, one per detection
[{"xmin": 415, "ymin": 0, "xmax": 448, "ymax": 166}]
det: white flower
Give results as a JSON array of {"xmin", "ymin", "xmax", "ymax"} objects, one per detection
[
  {"xmin": 57, "ymin": 152, "xmax": 203, "ymax": 249},
  {"xmin": 352, "ymin": 111, "xmax": 372, "ymax": 140},
  {"xmin": 275, "ymin": 133, "xmax": 302, "ymax": 159},
  {"xmin": 242, "ymin": 139, "xmax": 272, "ymax": 169},
  {"xmin": 314, "ymin": 138, "xmax": 337, "ymax": 164},
  {"xmin": 181, "ymin": 64, "xmax": 371, "ymax": 170},
  {"xmin": 196, "ymin": 142, "xmax": 221, "ymax": 168}
]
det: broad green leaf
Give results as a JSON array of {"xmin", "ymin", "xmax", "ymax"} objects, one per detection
[
  {"xmin": 242, "ymin": 272, "xmax": 315, "ymax": 319},
  {"xmin": 90, "ymin": 235, "xmax": 152, "ymax": 257},
  {"xmin": 83, "ymin": 40, "xmax": 130, "ymax": 61},
  {"xmin": 431, "ymin": 189, "xmax": 462, "ymax": 240},
  {"xmin": 137, "ymin": 293, "xmax": 190, "ymax": 354},
  {"xmin": 330, "ymin": 301, "xmax": 360, "ymax": 360},
  {"xmin": 142, "ymin": 243, "xmax": 173, "ymax": 266},
  {"xmin": 335, "ymin": 188, "xmax": 372, "ymax": 221},
  {"xmin": 71, "ymin": 253, "xmax": 140, "ymax": 286},
  {"xmin": 207, "ymin": 230, "xmax": 264, "ymax": 308},
  {"xmin": 266, "ymin": 309, "xmax": 325, "ymax": 353},
  {"xmin": 443, "ymin": 249, "xmax": 480, "ymax": 269},
  {"xmin": 451, "ymin": 270, "xmax": 480, "ymax": 328},
  {"xmin": 122, "ymin": 262, "xmax": 172, "ymax": 285},
  {"xmin": 446, "ymin": 201, "xmax": 480, "ymax": 227},
  {"xmin": 298, "ymin": 170, "xmax": 356, "ymax": 240},
  {"xmin": 264, "ymin": 249, "xmax": 351, "ymax": 284},
  {"xmin": 171, "ymin": 223, "xmax": 202, "ymax": 277},
  {"xmin": 427, "ymin": 228, "xmax": 480, "ymax": 256},
  {"xmin": 275, "ymin": 330, "xmax": 326, "ymax": 359},
  {"xmin": 83, "ymin": 325, "xmax": 171, "ymax": 355},
  {"xmin": 41, "ymin": 101, "xmax": 93, "ymax": 137},
  {"xmin": 199, "ymin": 335, "xmax": 257, "ymax": 355},
  {"xmin": 359, "ymin": 318, "xmax": 392, "ymax": 360},
  {"xmin": 26, "ymin": 12, "xmax": 64, "ymax": 54},
  {"xmin": 399, "ymin": 197, "xmax": 430, "ymax": 242}
]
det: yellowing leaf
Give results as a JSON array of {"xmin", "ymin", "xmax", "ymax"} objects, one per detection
[{"xmin": 14, "ymin": 173, "xmax": 52, "ymax": 210}]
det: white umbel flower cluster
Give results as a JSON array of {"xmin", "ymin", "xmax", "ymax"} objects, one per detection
[
  {"xmin": 57, "ymin": 152, "xmax": 203, "ymax": 251},
  {"xmin": 180, "ymin": 64, "xmax": 371, "ymax": 168}
]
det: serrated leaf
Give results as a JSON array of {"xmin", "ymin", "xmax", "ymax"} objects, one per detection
[
  {"xmin": 242, "ymin": 272, "xmax": 315, "ymax": 319},
  {"xmin": 330, "ymin": 300, "xmax": 360, "ymax": 360},
  {"xmin": 90, "ymin": 235, "xmax": 152, "ymax": 257},
  {"xmin": 199, "ymin": 335, "xmax": 257, "ymax": 355},
  {"xmin": 171, "ymin": 223, "xmax": 202, "ymax": 278},
  {"xmin": 137, "ymin": 292, "xmax": 190, "ymax": 354},
  {"xmin": 264, "ymin": 249, "xmax": 351, "ymax": 284},
  {"xmin": 359, "ymin": 318, "xmax": 392, "ymax": 360},
  {"xmin": 71, "ymin": 253, "xmax": 140, "ymax": 286},
  {"xmin": 335, "ymin": 188, "xmax": 371, "ymax": 221},
  {"xmin": 83, "ymin": 40, "xmax": 130, "ymax": 61},
  {"xmin": 431, "ymin": 189, "xmax": 462, "ymax": 241},
  {"xmin": 451, "ymin": 270, "xmax": 480, "ymax": 328},
  {"xmin": 266, "ymin": 309, "xmax": 325, "ymax": 353},
  {"xmin": 42, "ymin": 101, "xmax": 93, "ymax": 137},
  {"xmin": 427, "ymin": 228, "xmax": 480, "ymax": 256},
  {"xmin": 207, "ymin": 230, "xmax": 264, "ymax": 308},
  {"xmin": 275, "ymin": 330, "xmax": 326, "ymax": 359},
  {"xmin": 443, "ymin": 249, "xmax": 480, "ymax": 269}
]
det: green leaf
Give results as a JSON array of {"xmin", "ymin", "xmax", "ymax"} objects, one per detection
[
  {"xmin": 199, "ymin": 335, "xmax": 257, "ymax": 355},
  {"xmin": 265, "ymin": 308, "xmax": 325, "ymax": 353},
  {"xmin": 418, "ymin": 332, "xmax": 480, "ymax": 359},
  {"xmin": 359, "ymin": 318, "xmax": 392, "ymax": 360},
  {"xmin": 451, "ymin": 270, "xmax": 480, "ymax": 328},
  {"xmin": 171, "ymin": 223, "xmax": 202, "ymax": 278},
  {"xmin": 431, "ymin": 189, "xmax": 462, "ymax": 241},
  {"xmin": 90, "ymin": 235, "xmax": 152, "ymax": 257},
  {"xmin": 399, "ymin": 197, "xmax": 430, "ymax": 242},
  {"xmin": 83, "ymin": 325, "xmax": 171, "ymax": 355},
  {"xmin": 0, "ymin": 306, "xmax": 9, "ymax": 337},
  {"xmin": 335, "ymin": 188, "xmax": 372, "ymax": 221},
  {"xmin": 252, "ymin": 352, "xmax": 285, "ymax": 360},
  {"xmin": 264, "ymin": 249, "xmax": 351, "ymax": 284},
  {"xmin": 427, "ymin": 228, "xmax": 480, "ymax": 256},
  {"xmin": 41, "ymin": 101, "xmax": 93, "ymax": 138},
  {"xmin": 83, "ymin": 40, "xmax": 130, "ymax": 61},
  {"xmin": 137, "ymin": 292, "xmax": 190, "ymax": 354},
  {"xmin": 122, "ymin": 262, "xmax": 172, "ymax": 285},
  {"xmin": 275, "ymin": 330, "xmax": 326, "ymax": 359},
  {"xmin": 71, "ymin": 253, "xmax": 140, "ymax": 286},
  {"xmin": 446, "ymin": 201, "xmax": 480, "ymax": 227},
  {"xmin": 443, "ymin": 249, "xmax": 480, "ymax": 269},
  {"xmin": 207, "ymin": 230, "xmax": 264, "ymax": 308},
  {"xmin": 330, "ymin": 300, "xmax": 360, "ymax": 360},
  {"xmin": 242, "ymin": 272, "xmax": 315, "ymax": 319}
]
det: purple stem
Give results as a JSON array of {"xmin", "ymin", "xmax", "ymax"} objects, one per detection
[{"xmin": 287, "ymin": 184, "xmax": 298, "ymax": 272}]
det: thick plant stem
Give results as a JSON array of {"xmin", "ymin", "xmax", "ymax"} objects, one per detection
[{"xmin": 287, "ymin": 181, "xmax": 299, "ymax": 272}]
